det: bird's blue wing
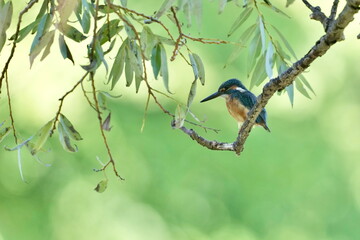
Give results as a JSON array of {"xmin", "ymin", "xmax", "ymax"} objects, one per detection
[{"xmin": 231, "ymin": 90, "xmax": 267, "ymax": 125}]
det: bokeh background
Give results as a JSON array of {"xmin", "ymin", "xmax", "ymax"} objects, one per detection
[{"xmin": 1, "ymin": 0, "xmax": 360, "ymax": 239}]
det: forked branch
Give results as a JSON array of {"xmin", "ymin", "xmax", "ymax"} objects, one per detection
[{"xmin": 180, "ymin": 0, "xmax": 360, "ymax": 155}]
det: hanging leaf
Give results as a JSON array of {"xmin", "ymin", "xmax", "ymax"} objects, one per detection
[
  {"xmin": 60, "ymin": 24, "xmax": 87, "ymax": 42},
  {"xmin": 258, "ymin": 17, "xmax": 266, "ymax": 53},
  {"xmin": 58, "ymin": 122, "xmax": 78, "ymax": 152},
  {"xmin": 58, "ymin": 34, "xmax": 75, "ymax": 64},
  {"xmin": 192, "ymin": 53, "xmax": 205, "ymax": 85},
  {"xmin": 246, "ymin": 28, "xmax": 261, "ymax": 77},
  {"xmin": 34, "ymin": 0, "xmax": 50, "ymax": 22},
  {"xmin": 265, "ymin": 42, "xmax": 274, "ymax": 78},
  {"xmin": 58, "ymin": 0, "xmax": 80, "ymax": 25},
  {"xmin": 249, "ymin": 54, "xmax": 266, "ymax": 89},
  {"xmin": 95, "ymin": 41, "xmax": 109, "ymax": 73},
  {"xmin": 140, "ymin": 26, "xmax": 158, "ymax": 60},
  {"xmin": 189, "ymin": 53, "xmax": 199, "ymax": 80},
  {"xmin": 228, "ymin": 7, "xmax": 253, "ymax": 37},
  {"xmin": 298, "ymin": 74, "xmax": 315, "ymax": 95},
  {"xmin": 30, "ymin": 30, "xmax": 55, "ymax": 67},
  {"xmin": 81, "ymin": 59, "xmax": 97, "ymax": 72},
  {"xmin": 9, "ymin": 19, "xmax": 40, "ymax": 42},
  {"xmin": 151, "ymin": 43, "xmax": 162, "ymax": 79},
  {"xmin": 285, "ymin": 83, "xmax": 294, "ymax": 107},
  {"xmin": 80, "ymin": 10, "xmax": 91, "ymax": 34},
  {"xmin": 28, "ymin": 120, "xmax": 53, "ymax": 155},
  {"xmin": 59, "ymin": 114, "xmax": 83, "ymax": 141},
  {"xmin": 97, "ymin": 19, "xmax": 123, "ymax": 45},
  {"xmin": 159, "ymin": 43, "xmax": 170, "ymax": 92},
  {"xmin": 94, "ymin": 179, "xmax": 108, "ymax": 193},
  {"xmin": 172, "ymin": 105, "xmax": 186, "ymax": 129},
  {"xmin": 271, "ymin": 25, "xmax": 297, "ymax": 59},
  {"xmin": 102, "ymin": 113, "xmax": 112, "ymax": 131},
  {"xmin": 30, "ymin": 13, "xmax": 53, "ymax": 54},
  {"xmin": 225, "ymin": 24, "xmax": 256, "ymax": 66},
  {"xmin": 109, "ymin": 39, "xmax": 127, "ymax": 89},
  {"xmin": 124, "ymin": 52, "xmax": 134, "ymax": 87},
  {"xmin": 40, "ymin": 30, "xmax": 55, "ymax": 61},
  {"xmin": 0, "ymin": 0, "xmax": 13, "ymax": 53},
  {"xmin": 187, "ymin": 79, "xmax": 197, "ymax": 109},
  {"xmin": 154, "ymin": 0, "xmax": 176, "ymax": 19},
  {"xmin": 260, "ymin": 2, "xmax": 290, "ymax": 18},
  {"xmin": 193, "ymin": 0, "xmax": 203, "ymax": 29},
  {"xmin": 295, "ymin": 79, "xmax": 311, "ymax": 99}
]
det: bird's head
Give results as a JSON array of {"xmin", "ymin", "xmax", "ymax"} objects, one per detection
[{"xmin": 200, "ymin": 78, "xmax": 248, "ymax": 103}]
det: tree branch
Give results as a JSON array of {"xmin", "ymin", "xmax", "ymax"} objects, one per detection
[
  {"xmin": 302, "ymin": 0, "xmax": 328, "ymax": 30},
  {"xmin": 179, "ymin": 0, "xmax": 360, "ymax": 155}
]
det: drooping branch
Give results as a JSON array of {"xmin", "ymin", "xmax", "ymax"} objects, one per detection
[
  {"xmin": 0, "ymin": 0, "xmax": 39, "ymax": 94},
  {"xmin": 180, "ymin": 0, "xmax": 360, "ymax": 155}
]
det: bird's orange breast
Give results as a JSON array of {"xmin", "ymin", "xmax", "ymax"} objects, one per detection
[{"xmin": 225, "ymin": 97, "xmax": 248, "ymax": 123}]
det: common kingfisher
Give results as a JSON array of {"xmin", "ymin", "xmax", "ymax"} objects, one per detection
[{"xmin": 200, "ymin": 78, "xmax": 270, "ymax": 132}]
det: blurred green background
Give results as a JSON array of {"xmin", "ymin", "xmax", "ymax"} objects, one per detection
[{"xmin": 1, "ymin": 0, "xmax": 360, "ymax": 239}]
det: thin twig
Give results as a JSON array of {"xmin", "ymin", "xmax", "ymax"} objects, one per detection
[
  {"xmin": 50, "ymin": 72, "xmax": 89, "ymax": 136},
  {"xmin": 90, "ymin": 0, "xmax": 124, "ymax": 180},
  {"xmin": 302, "ymin": 0, "xmax": 328, "ymax": 30},
  {"xmin": 0, "ymin": 0, "xmax": 39, "ymax": 94},
  {"xmin": 4, "ymin": 72, "xmax": 17, "ymax": 144},
  {"xmin": 327, "ymin": 0, "xmax": 339, "ymax": 31}
]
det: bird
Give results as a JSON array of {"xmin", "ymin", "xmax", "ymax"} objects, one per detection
[{"xmin": 200, "ymin": 78, "xmax": 270, "ymax": 132}]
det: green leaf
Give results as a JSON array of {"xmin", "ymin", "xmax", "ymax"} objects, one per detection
[
  {"xmin": 295, "ymin": 78, "xmax": 311, "ymax": 99},
  {"xmin": 155, "ymin": 0, "xmax": 176, "ymax": 19},
  {"xmin": 28, "ymin": 120, "xmax": 53, "ymax": 155},
  {"xmin": 97, "ymin": 19, "xmax": 123, "ymax": 45},
  {"xmin": 40, "ymin": 29, "xmax": 55, "ymax": 61},
  {"xmin": 189, "ymin": 53, "xmax": 198, "ymax": 80},
  {"xmin": 140, "ymin": 26, "xmax": 158, "ymax": 60},
  {"xmin": 298, "ymin": 74, "xmax": 315, "ymax": 95},
  {"xmin": 0, "ymin": 125, "xmax": 11, "ymax": 143},
  {"xmin": 81, "ymin": 59, "xmax": 97, "ymax": 72},
  {"xmin": 58, "ymin": 122, "xmax": 78, "ymax": 152},
  {"xmin": 9, "ymin": 19, "xmax": 40, "ymax": 42},
  {"xmin": 30, "ymin": 30, "xmax": 55, "ymax": 67},
  {"xmin": 193, "ymin": 0, "xmax": 203, "ymax": 29},
  {"xmin": 218, "ymin": 0, "xmax": 227, "ymax": 14},
  {"xmin": 258, "ymin": 17, "xmax": 266, "ymax": 53},
  {"xmin": 59, "ymin": 34, "xmax": 74, "ymax": 64},
  {"xmin": 187, "ymin": 79, "xmax": 197, "ymax": 109},
  {"xmin": 151, "ymin": 44, "xmax": 161, "ymax": 79},
  {"xmin": 127, "ymin": 43, "xmax": 143, "ymax": 92},
  {"xmin": 80, "ymin": 10, "xmax": 91, "ymax": 34},
  {"xmin": 35, "ymin": 0, "xmax": 49, "ymax": 22},
  {"xmin": 285, "ymin": 83, "xmax": 294, "ymax": 107},
  {"xmin": 260, "ymin": 2, "xmax": 290, "ymax": 18},
  {"xmin": 94, "ymin": 179, "xmax": 108, "ymax": 193},
  {"xmin": 60, "ymin": 24, "xmax": 87, "ymax": 42},
  {"xmin": 30, "ymin": 13, "xmax": 53, "ymax": 53},
  {"xmin": 250, "ymin": 53, "xmax": 266, "ymax": 89},
  {"xmin": 59, "ymin": 114, "xmax": 83, "ymax": 141},
  {"xmin": 228, "ymin": 7, "xmax": 253, "ymax": 37},
  {"xmin": 120, "ymin": 0, "xmax": 127, "ymax": 7},
  {"xmin": 102, "ymin": 113, "xmax": 112, "ymax": 131},
  {"xmin": 246, "ymin": 28, "xmax": 261, "ymax": 77},
  {"xmin": 226, "ymin": 24, "xmax": 256, "ymax": 66},
  {"xmin": 265, "ymin": 41, "xmax": 274, "ymax": 78},
  {"xmin": 0, "ymin": 0, "xmax": 13, "ymax": 53},
  {"xmin": 125, "ymin": 52, "xmax": 133, "ymax": 87},
  {"xmin": 109, "ymin": 39, "xmax": 127, "ymax": 89},
  {"xmin": 95, "ymin": 41, "xmax": 109, "ymax": 73},
  {"xmin": 58, "ymin": 0, "xmax": 80, "ymax": 25},
  {"xmin": 172, "ymin": 105, "xmax": 185, "ymax": 129},
  {"xmin": 159, "ymin": 43, "xmax": 170, "ymax": 93},
  {"xmin": 271, "ymin": 25, "xmax": 297, "ymax": 59},
  {"xmin": 192, "ymin": 53, "xmax": 205, "ymax": 85}
]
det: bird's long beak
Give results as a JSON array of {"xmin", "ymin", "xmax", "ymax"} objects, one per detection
[{"xmin": 200, "ymin": 91, "xmax": 222, "ymax": 103}]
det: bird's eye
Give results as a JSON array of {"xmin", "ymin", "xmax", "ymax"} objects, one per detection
[{"xmin": 219, "ymin": 88, "xmax": 226, "ymax": 92}]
